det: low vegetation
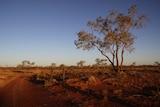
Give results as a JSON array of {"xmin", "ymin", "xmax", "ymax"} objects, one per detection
[{"xmin": 1, "ymin": 66, "xmax": 159, "ymax": 106}]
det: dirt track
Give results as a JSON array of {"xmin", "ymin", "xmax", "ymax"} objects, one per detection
[{"xmin": 0, "ymin": 74, "xmax": 59, "ymax": 107}]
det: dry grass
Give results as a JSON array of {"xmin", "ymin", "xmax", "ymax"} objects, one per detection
[{"xmin": 0, "ymin": 66, "xmax": 160, "ymax": 106}]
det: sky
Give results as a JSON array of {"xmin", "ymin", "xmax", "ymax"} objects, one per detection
[{"xmin": 0, "ymin": 0, "xmax": 160, "ymax": 67}]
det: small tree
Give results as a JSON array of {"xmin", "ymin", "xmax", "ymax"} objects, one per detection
[
  {"xmin": 130, "ymin": 62, "xmax": 136, "ymax": 71},
  {"xmin": 154, "ymin": 61, "xmax": 160, "ymax": 66},
  {"xmin": 95, "ymin": 58, "xmax": 101, "ymax": 67},
  {"xmin": 95, "ymin": 58, "xmax": 107, "ymax": 68},
  {"xmin": 22, "ymin": 60, "xmax": 35, "ymax": 68},
  {"xmin": 77, "ymin": 60, "xmax": 85, "ymax": 68},
  {"xmin": 51, "ymin": 63, "xmax": 56, "ymax": 68},
  {"xmin": 131, "ymin": 62, "xmax": 136, "ymax": 66},
  {"xmin": 17, "ymin": 64, "xmax": 23, "ymax": 68},
  {"xmin": 50, "ymin": 63, "xmax": 56, "ymax": 82},
  {"xmin": 59, "ymin": 64, "xmax": 66, "ymax": 83},
  {"xmin": 74, "ymin": 5, "xmax": 148, "ymax": 72},
  {"xmin": 101, "ymin": 59, "xmax": 107, "ymax": 68},
  {"xmin": 30, "ymin": 62, "xmax": 35, "ymax": 67}
]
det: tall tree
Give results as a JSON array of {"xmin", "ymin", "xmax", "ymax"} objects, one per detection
[{"xmin": 74, "ymin": 5, "xmax": 148, "ymax": 72}]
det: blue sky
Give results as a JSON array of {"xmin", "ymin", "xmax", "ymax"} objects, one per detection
[{"xmin": 0, "ymin": 0, "xmax": 160, "ymax": 67}]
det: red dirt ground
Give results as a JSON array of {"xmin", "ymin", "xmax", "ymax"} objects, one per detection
[
  {"xmin": 0, "ymin": 67, "xmax": 160, "ymax": 107},
  {"xmin": 0, "ymin": 74, "xmax": 67, "ymax": 107}
]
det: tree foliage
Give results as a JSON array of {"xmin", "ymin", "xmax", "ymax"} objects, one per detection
[
  {"xmin": 77, "ymin": 60, "xmax": 85, "ymax": 68},
  {"xmin": 22, "ymin": 60, "xmax": 35, "ymax": 68},
  {"xmin": 51, "ymin": 63, "xmax": 56, "ymax": 68},
  {"xmin": 154, "ymin": 61, "xmax": 160, "ymax": 66},
  {"xmin": 74, "ymin": 5, "xmax": 148, "ymax": 72},
  {"xmin": 95, "ymin": 58, "xmax": 107, "ymax": 67}
]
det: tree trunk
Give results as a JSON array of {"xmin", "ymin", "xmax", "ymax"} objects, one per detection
[
  {"xmin": 110, "ymin": 60, "xmax": 117, "ymax": 72},
  {"xmin": 96, "ymin": 46, "xmax": 117, "ymax": 72},
  {"xmin": 112, "ymin": 53, "xmax": 115, "ymax": 66},
  {"xmin": 62, "ymin": 68, "xmax": 66, "ymax": 83},
  {"xmin": 115, "ymin": 45, "xmax": 119, "ymax": 72},
  {"xmin": 120, "ymin": 46, "xmax": 125, "ymax": 72},
  {"xmin": 49, "ymin": 69, "xmax": 54, "ymax": 82},
  {"xmin": 100, "ymin": 49, "xmax": 117, "ymax": 72}
]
